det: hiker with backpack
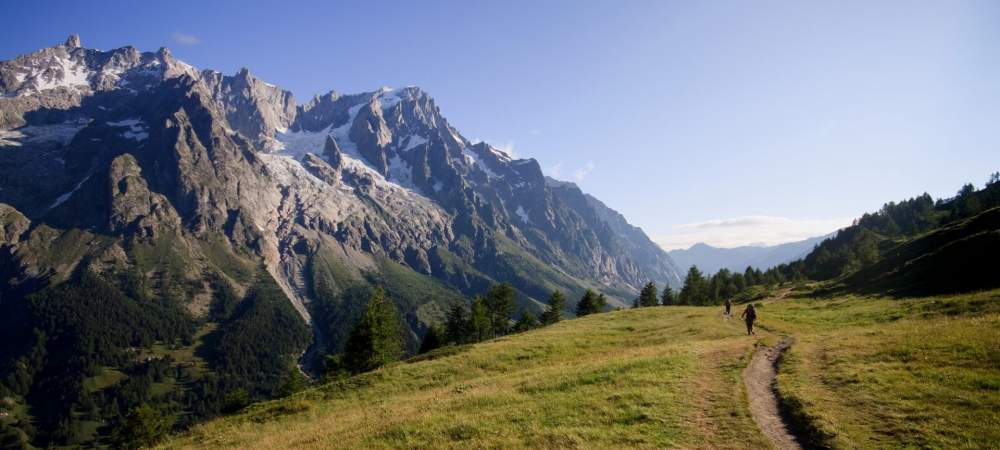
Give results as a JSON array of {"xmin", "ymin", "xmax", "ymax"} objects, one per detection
[{"xmin": 741, "ymin": 303, "xmax": 757, "ymax": 336}]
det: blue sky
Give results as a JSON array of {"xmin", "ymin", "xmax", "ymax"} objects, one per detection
[{"xmin": 3, "ymin": 0, "xmax": 998, "ymax": 249}]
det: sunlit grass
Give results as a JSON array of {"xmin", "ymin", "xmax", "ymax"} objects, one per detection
[
  {"xmin": 161, "ymin": 288, "xmax": 1000, "ymax": 449},
  {"xmin": 766, "ymin": 291, "xmax": 1000, "ymax": 449}
]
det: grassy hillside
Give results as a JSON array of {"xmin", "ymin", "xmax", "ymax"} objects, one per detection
[
  {"xmin": 767, "ymin": 289, "xmax": 1000, "ymax": 448},
  {"xmin": 161, "ymin": 287, "xmax": 999, "ymax": 449}
]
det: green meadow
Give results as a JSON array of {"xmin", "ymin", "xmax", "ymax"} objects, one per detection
[{"xmin": 162, "ymin": 287, "xmax": 1000, "ymax": 449}]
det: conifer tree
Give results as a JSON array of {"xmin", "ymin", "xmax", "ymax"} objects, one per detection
[
  {"xmin": 469, "ymin": 296, "xmax": 491, "ymax": 342},
  {"xmin": 595, "ymin": 293, "xmax": 608, "ymax": 312},
  {"xmin": 679, "ymin": 266, "xmax": 707, "ymax": 305},
  {"xmin": 638, "ymin": 282, "xmax": 658, "ymax": 307},
  {"xmin": 576, "ymin": 289, "xmax": 599, "ymax": 316},
  {"xmin": 485, "ymin": 283, "xmax": 516, "ymax": 337},
  {"xmin": 418, "ymin": 325, "xmax": 446, "ymax": 354},
  {"xmin": 445, "ymin": 303, "xmax": 470, "ymax": 344},
  {"xmin": 660, "ymin": 285, "xmax": 676, "ymax": 306},
  {"xmin": 744, "ymin": 266, "xmax": 757, "ymax": 286},
  {"xmin": 513, "ymin": 310, "xmax": 540, "ymax": 332},
  {"xmin": 540, "ymin": 290, "xmax": 566, "ymax": 325},
  {"xmin": 343, "ymin": 287, "xmax": 403, "ymax": 373}
]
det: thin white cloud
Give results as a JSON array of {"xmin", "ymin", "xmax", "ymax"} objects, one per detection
[
  {"xmin": 573, "ymin": 161, "xmax": 595, "ymax": 182},
  {"xmin": 496, "ymin": 140, "xmax": 519, "ymax": 159},
  {"xmin": 548, "ymin": 161, "xmax": 564, "ymax": 178},
  {"xmin": 654, "ymin": 215, "xmax": 852, "ymax": 251},
  {"xmin": 171, "ymin": 32, "xmax": 201, "ymax": 45}
]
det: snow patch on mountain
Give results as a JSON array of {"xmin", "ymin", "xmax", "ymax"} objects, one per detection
[
  {"xmin": 28, "ymin": 54, "xmax": 91, "ymax": 93},
  {"xmin": 462, "ymin": 147, "xmax": 498, "ymax": 178},
  {"xmin": 399, "ymin": 134, "xmax": 427, "ymax": 152},
  {"xmin": 515, "ymin": 205, "xmax": 530, "ymax": 223},
  {"xmin": 376, "ymin": 87, "xmax": 403, "ymax": 109},
  {"xmin": 107, "ymin": 118, "xmax": 149, "ymax": 141},
  {"xmin": 274, "ymin": 109, "xmax": 425, "ymax": 197},
  {"xmin": 49, "ymin": 173, "xmax": 92, "ymax": 209}
]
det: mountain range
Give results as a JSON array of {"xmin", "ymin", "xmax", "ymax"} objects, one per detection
[
  {"xmin": 667, "ymin": 234, "xmax": 832, "ymax": 275},
  {"xmin": 0, "ymin": 35, "xmax": 687, "ymax": 445}
]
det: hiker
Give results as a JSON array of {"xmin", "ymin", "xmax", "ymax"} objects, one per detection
[
  {"xmin": 724, "ymin": 298, "xmax": 732, "ymax": 317},
  {"xmin": 741, "ymin": 303, "xmax": 757, "ymax": 335}
]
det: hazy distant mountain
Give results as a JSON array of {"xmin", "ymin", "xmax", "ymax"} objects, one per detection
[{"xmin": 667, "ymin": 234, "xmax": 832, "ymax": 275}]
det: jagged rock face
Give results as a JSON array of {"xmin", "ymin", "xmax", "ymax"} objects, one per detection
[
  {"xmin": 0, "ymin": 36, "xmax": 683, "ymax": 336},
  {"xmin": 0, "ymin": 36, "xmax": 198, "ymax": 128},
  {"xmin": 0, "ymin": 204, "xmax": 30, "ymax": 246},
  {"xmin": 201, "ymin": 68, "xmax": 296, "ymax": 147},
  {"xmin": 106, "ymin": 153, "xmax": 181, "ymax": 237}
]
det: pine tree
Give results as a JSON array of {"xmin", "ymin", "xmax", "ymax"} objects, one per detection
[
  {"xmin": 513, "ymin": 310, "xmax": 540, "ymax": 332},
  {"xmin": 540, "ymin": 290, "xmax": 566, "ymax": 325},
  {"xmin": 660, "ymin": 285, "xmax": 676, "ymax": 306},
  {"xmin": 418, "ymin": 325, "xmax": 446, "ymax": 354},
  {"xmin": 732, "ymin": 273, "xmax": 746, "ymax": 292},
  {"xmin": 576, "ymin": 289, "xmax": 599, "ymax": 316},
  {"xmin": 595, "ymin": 293, "xmax": 607, "ymax": 312},
  {"xmin": 638, "ymin": 282, "xmax": 658, "ymax": 307},
  {"xmin": 485, "ymin": 283, "xmax": 516, "ymax": 337},
  {"xmin": 679, "ymin": 266, "xmax": 707, "ymax": 305},
  {"xmin": 343, "ymin": 287, "xmax": 403, "ymax": 373},
  {"xmin": 469, "ymin": 296, "xmax": 491, "ymax": 342},
  {"xmin": 445, "ymin": 304, "xmax": 470, "ymax": 344}
]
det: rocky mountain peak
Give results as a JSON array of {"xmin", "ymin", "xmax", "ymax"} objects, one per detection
[{"xmin": 64, "ymin": 34, "xmax": 81, "ymax": 49}]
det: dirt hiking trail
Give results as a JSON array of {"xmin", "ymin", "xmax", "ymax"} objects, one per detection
[{"xmin": 744, "ymin": 337, "xmax": 803, "ymax": 450}]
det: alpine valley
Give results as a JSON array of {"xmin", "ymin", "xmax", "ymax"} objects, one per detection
[{"xmin": 0, "ymin": 36, "xmax": 683, "ymax": 446}]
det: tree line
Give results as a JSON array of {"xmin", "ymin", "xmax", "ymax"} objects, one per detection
[
  {"xmin": 329, "ymin": 284, "xmax": 612, "ymax": 376},
  {"xmin": 781, "ymin": 172, "xmax": 1000, "ymax": 283},
  {"xmin": 627, "ymin": 263, "xmax": 787, "ymax": 310}
]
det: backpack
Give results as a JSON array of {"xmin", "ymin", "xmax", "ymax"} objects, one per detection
[{"xmin": 746, "ymin": 305, "xmax": 756, "ymax": 320}]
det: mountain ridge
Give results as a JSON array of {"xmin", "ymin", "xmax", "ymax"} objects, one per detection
[
  {"xmin": 0, "ymin": 35, "xmax": 685, "ymax": 446},
  {"xmin": 667, "ymin": 234, "xmax": 832, "ymax": 275}
]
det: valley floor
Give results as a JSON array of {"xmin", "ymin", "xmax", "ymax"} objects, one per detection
[{"xmin": 162, "ymin": 287, "xmax": 1000, "ymax": 449}]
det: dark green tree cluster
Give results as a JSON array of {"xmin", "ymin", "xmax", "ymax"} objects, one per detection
[
  {"xmin": 575, "ymin": 289, "xmax": 607, "ymax": 316},
  {"xmin": 0, "ymin": 270, "xmax": 198, "ymax": 447},
  {"xmin": 434, "ymin": 283, "xmax": 528, "ymax": 348},
  {"xmin": 342, "ymin": 287, "xmax": 404, "ymax": 374},
  {"xmin": 109, "ymin": 405, "xmax": 171, "ymax": 450},
  {"xmin": 671, "ymin": 264, "xmax": 787, "ymax": 306},
  {"xmin": 790, "ymin": 174, "xmax": 1000, "ymax": 282},
  {"xmin": 634, "ymin": 282, "xmax": 659, "ymax": 307},
  {"xmin": 423, "ymin": 286, "xmax": 611, "ymax": 355},
  {"xmin": 208, "ymin": 276, "xmax": 312, "ymax": 397},
  {"xmin": 539, "ymin": 290, "xmax": 566, "ymax": 325},
  {"xmin": 660, "ymin": 285, "xmax": 676, "ymax": 305}
]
